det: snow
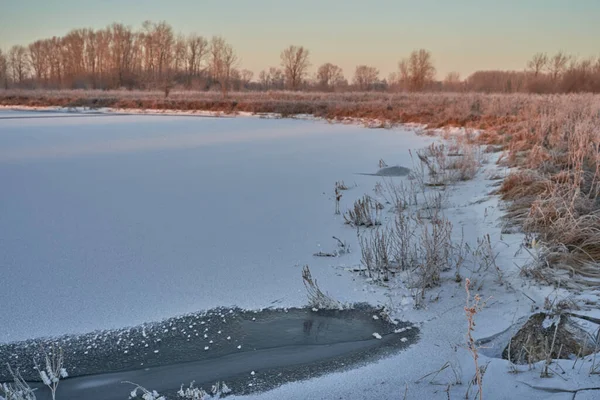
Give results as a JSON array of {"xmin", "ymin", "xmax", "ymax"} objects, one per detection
[
  {"xmin": 576, "ymin": 390, "xmax": 600, "ymax": 400},
  {"xmin": 224, "ymin": 128, "xmax": 596, "ymax": 399},
  {"xmin": 1, "ymin": 108, "xmax": 599, "ymax": 399},
  {"xmin": 542, "ymin": 314, "xmax": 560, "ymax": 329},
  {"xmin": 0, "ymin": 110, "xmax": 434, "ymax": 342}
]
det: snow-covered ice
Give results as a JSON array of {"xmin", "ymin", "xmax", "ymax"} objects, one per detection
[{"xmin": 0, "ymin": 110, "xmax": 432, "ymax": 342}]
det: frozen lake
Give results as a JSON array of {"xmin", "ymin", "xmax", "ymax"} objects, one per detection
[{"xmin": 0, "ymin": 110, "xmax": 430, "ymax": 342}]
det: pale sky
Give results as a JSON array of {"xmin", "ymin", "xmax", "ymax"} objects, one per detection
[{"xmin": 1, "ymin": 0, "xmax": 598, "ymax": 80}]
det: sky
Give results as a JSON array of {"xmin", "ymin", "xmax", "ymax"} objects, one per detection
[{"xmin": 1, "ymin": 0, "xmax": 599, "ymax": 80}]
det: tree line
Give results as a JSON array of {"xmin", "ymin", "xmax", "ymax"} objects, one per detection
[{"xmin": 1, "ymin": 20, "xmax": 600, "ymax": 94}]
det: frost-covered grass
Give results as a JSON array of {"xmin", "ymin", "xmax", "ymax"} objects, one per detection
[
  {"xmin": 2, "ymin": 90, "xmax": 597, "ymax": 133},
  {"xmin": 126, "ymin": 380, "xmax": 231, "ymax": 400},
  {"xmin": 1, "ymin": 365, "xmax": 230, "ymax": 400},
  {"xmin": 1, "ymin": 348, "xmax": 67, "ymax": 400},
  {"xmin": 497, "ymin": 96, "xmax": 600, "ymax": 288}
]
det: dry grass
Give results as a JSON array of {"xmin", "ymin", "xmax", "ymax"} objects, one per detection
[
  {"xmin": 344, "ymin": 195, "xmax": 383, "ymax": 227},
  {"xmin": 358, "ymin": 177, "xmax": 466, "ymax": 303},
  {"xmin": 0, "ymin": 90, "xmax": 574, "ymax": 133},
  {"xmin": 464, "ymin": 278, "xmax": 485, "ymax": 400},
  {"xmin": 301, "ymin": 265, "xmax": 344, "ymax": 310},
  {"xmin": 496, "ymin": 95, "xmax": 600, "ymax": 286},
  {"xmin": 412, "ymin": 140, "xmax": 484, "ymax": 187}
]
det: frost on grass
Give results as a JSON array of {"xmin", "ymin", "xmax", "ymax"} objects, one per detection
[
  {"xmin": 0, "ymin": 365, "xmax": 37, "ymax": 400},
  {"xmin": 358, "ymin": 198, "xmax": 461, "ymax": 303},
  {"xmin": 412, "ymin": 141, "xmax": 484, "ymax": 187},
  {"xmin": 34, "ymin": 349, "xmax": 68, "ymax": 400},
  {"xmin": 497, "ymin": 97, "xmax": 600, "ymax": 288},
  {"xmin": 1, "ymin": 347, "xmax": 68, "ymax": 400},
  {"xmin": 302, "ymin": 265, "xmax": 345, "ymax": 310},
  {"xmin": 343, "ymin": 195, "xmax": 383, "ymax": 227},
  {"xmin": 1, "ymin": 349, "xmax": 230, "ymax": 400},
  {"xmin": 127, "ymin": 380, "xmax": 231, "ymax": 400},
  {"xmin": 357, "ymin": 140, "xmax": 495, "ymax": 305},
  {"xmin": 313, "ymin": 236, "xmax": 350, "ymax": 258}
]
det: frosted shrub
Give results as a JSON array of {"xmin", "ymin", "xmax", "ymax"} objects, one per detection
[
  {"xmin": 177, "ymin": 381, "xmax": 233, "ymax": 400},
  {"xmin": 0, "ymin": 365, "xmax": 37, "ymax": 400},
  {"xmin": 177, "ymin": 382, "xmax": 209, "ymax": 399},
  {"xmin": 302, "ymin": 265, "xmax": 344, "ymax": 310},
  {"xmin": 127, "ymin": 383, "xmax": 166, "ymax": 400},
  {"xmin": 413, "ymin": 141, "xmax": 483, "ymax": 186},
  {"xmin": 343, "ymin": 195, "xmax": 383, "ymax": 227},
  {"xmin": 127, "ymin": 380, "xmax": 232, "ymax": 400},
  {"xmin": 360, "ymin": 228, "xmax": 394, "ymax": 282},
  {"xmin": 126, "ymin": 382, "xmax": 166, "ymax": 400},
  {"xmin": 33, "ymin": 347, "xmax": 67, "ymax": 400},
  {"xmin": 414, "ymin": 212, "xmax": 453, "ymax": 297}
]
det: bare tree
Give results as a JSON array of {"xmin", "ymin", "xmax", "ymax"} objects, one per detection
[
  {"xmin": 93, "ymin": 29, "xmax": 111, "ymax": 88},
  {"xmin": 109, "ymin": 23, "xmax": 137, "ymax": 88},
  {"xmin": 82, "ymin": 29, "xmax": 98, "ymax": 88},
  {"xmin": 444, "ymin": 71, "xmax": 460, "ymax": 84},
  {"xmin": 353, "ymin": 65, "xmax": 379, "ymax": 91},
  {"xmin": 8, "ymin": 45, "xmax": 29, "ymax": 84},
  {"xmin": 239, "ymin": 69, "xmax": 253, "ymax": 90},
  {"xmin": 528, "ymin": 52, "xmax": 548, "ymax": 77},
  {"xmin": 466, "ymin": 70, "xmax": 527, "ymax": 93},
  {"xmin": 173, "ymin": 34, "xmax": 187, "ymax": 76},
  {"xmin": 394, "ymin": 50, "xmax": 435, "ymax": 91},
  {"xmin": 46, "ymin": 37, "xmax": 63, "ymax": 86},
  {"xmin": 154, "ymin": 22, "xmax": 175, "ymax": 82},
  {"xmin": 28, "ymin": 40, "xmax": 49, "ymax": 84},
  {"xmin": 388, "ymin": 60, "xmax": 410, "ymax": 91},
  {"xmin": 209, "ymin": 36, "xmax": 238, "ymax": 97},
  {"xmin": 186, "ymin": 33, "xmax": 208, "ymax": 85},
  {"xmin": 406, "ymin": 49, "xmax": 436, "ymax": 91},
  {"xmin": 140, "ymin": 20, "xmax": 175, "ymax": 89},
  {"xmin": 0, "ymin": 48, "xmax": 8, "ymax": 89},
  {"xmin": 398, "ymin": 59, "xmax": 410, "ymax": 83},
  {"xmin": 270, "ymin": 67, "xmax": 284, "ymax": 89},
  {"xmin": 443, "ymin": 71, "xmax": 462, "ymax": 91},
  {"xmin": 258, "ymin": 69, "xmax": 269, "ymax": 89},
  {"xmin": 280, "ymin": 45, "xmax": 310, "ymax": 90},
  {"xmin": 259, "ymin": 67, "xmax": 282, "ymax": 90},
  {"xmin": 547, "ymin": 51, "xmax": 569, "ymax": 81},
  {"xmin": 259, "ymin": 67, "xmax": 285, "ymax": 90},
  {"xmin": 316, "ymin": 62, "xmax": 344, "ymax": 91},
  {"xmin": 387, "ymin": 71, "xmax": 400, "ymax": 91}
]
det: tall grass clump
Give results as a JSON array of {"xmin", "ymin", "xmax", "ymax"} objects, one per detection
[{"xmin": 499, "ymin": 94, "xmax": 600, "ymax": 287}]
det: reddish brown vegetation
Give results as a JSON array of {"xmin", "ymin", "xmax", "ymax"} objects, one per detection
[
  {"xmin": 0, "ymin": 90, "xmax": 552, "ymax": 134},
  {"xmin": 496, "ymin": 95, "xmax": 600, "ymax": 287}
]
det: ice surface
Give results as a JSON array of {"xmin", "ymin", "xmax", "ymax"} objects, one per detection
[{"xmin": 0, "ymin": 110, "xmax": 431, "ymax": 342}]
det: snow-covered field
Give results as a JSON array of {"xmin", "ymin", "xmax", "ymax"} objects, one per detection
[{"xmin": 1, "ymin": 109, "xmax": 599, "ymax": 399}]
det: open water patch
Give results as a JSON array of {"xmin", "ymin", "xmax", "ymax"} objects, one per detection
[{"xmin": 0, "ymin": 304, "xmax": 419, "ymax": 399}]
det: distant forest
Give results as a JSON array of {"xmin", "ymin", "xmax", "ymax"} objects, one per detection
[{"xmin": 1, "ymin": 20, "xmax": 600, "ymax": 94}]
